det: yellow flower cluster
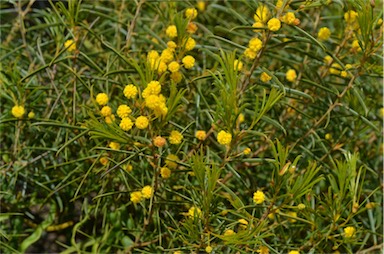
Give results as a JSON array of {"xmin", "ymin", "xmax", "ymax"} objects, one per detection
[
  {"xmin": 260, "ymin": 72, "xmax": 272, "ymax": 83},
  {"xmin": 254, "ymin": 4, "xmax": 270, "ymax": 24},
  {"xmin": 117, "ymin": 105, "xmax": 132, "ymax": 118},
  {"xmin": 267, "ymin": 18, "xmax": 281, "ymax": 31},
  {"xmin": 141, "ymin": 185, "xmax": 153, "ymax": 199},
  {"xmin": 317, "ymin": 27, "xmax": 331, "ymax": 41},
  {"xmin": 217, "ymin": 130, "xmax": 232, "ymax": 145},
  {"xmin": 244, "ymin": 37, "xmax": 263, "ymax": 60},
  {"xmin": 187, "ymin": 206, "xmax": 202, "ymax": 218},
  {"xmin": 182, "ymin": 55, "xmax": 195, "ymax": 69},
  {"xmin": 169, "ymin": 130, "xmax": 183, "ymax": 145},
  {"xmin": 166, "ymin": 25, "xmax": 177, "ymax": 38},
  {"xmin": 100, "ymin": 106, "xmax": 112, "ymax": 117},
  {"xmin": 64, "ymin": 39, "xmax": 76, "ymax": 52},
  {"xmin": 165, "ymin": 154, "xmax": 178, "ymax": 169},
  {"xmin": 195, "ymin": 130, "xmax": 206, "ymax": 141},
  {"xmin": 142, "ymin": 81, "xmax": 168, "ymax": 117},
  {"xmin": 344, "ymin": 226, "xmax": 356, "ymax": 238},
  {"xmin": 253, "ymin": 190, "xmax": 265, "ymax": 204},
  {"xmin": 130, "ymin": 191, "xmax": 142, "ymax": 204},
  {"xmin": 96, "ymin": 93, "xmax": 108, "ymax": 106},
  {"xmin": 160, "ymin": 166, "xmax": 171, "ymax": 178},
  {"xmin": 185, "ymin": 8, "xmax": 198, "ymax": 20},
  {"xmin": 123, "ymin": 84, "xmax": 138, "ymax": 99},
  {"xmin": 120, "ymin": 117, "xmax": 133, "ymax": 131},
  {"xmin": 109, "ymin": 142, "xmax": 120, "ymax": 150},
  {"xmin": 234, "ymin": 59, "xmax": 243, "ymax": 71},
  {"xmin": 286, "ymin": 69, "xmax": 297, "ymax": 82},
  {"xmin": 282, "ymin": 12, "xmax": 296, "ymax": 25},
  {"xmin": 135, "ymin": 116, "xmax": 149, "ymax": 129},
  {"xmin": 153, "ymin": 136, "xmax": 166, "ymax": 147},
  {"xmin": 12, "ymin": 105, "xmax": 25, "ymax": 118}
]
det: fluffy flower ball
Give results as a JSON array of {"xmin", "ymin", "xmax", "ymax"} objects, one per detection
[
  {"xmin": 253, "ymin": 190, "xmax": 265, "ymax": 204},
  {"xmin": 141, "ymin": 185, "xmax": 153, "ymax": 199},
  {"xmin": 130, "ymin": 191, "xmax": 142, "ymax": 204},
  {"xmin": 153, "ymin": 136, "xmax": 166, "ymax": 148},
  {"xmin": 117, "ymin": 105, "xmax": 132, "ymax": 118},
  {"xmin": 120, "ymin": 117, "xmax": 133, "ymax": 131},
  {"xmin": 168, "ymin": 61, "xmax": 180, "ymax": 73},
  {"xmin": 195, "ymin": 130, "xmax": 207, "ymax": 141},
  {"xmin": 135, "ymin": 116, "xmax": 149, "ymax": 129},
  {"xmin": 318, "ymin": 27, "xmax": 331, "ymax": 41},
  {"xmin": 268, "ymin": 18, "xmax": 281, "ymax": 31},
  {"xmin": 169, "ymin": 130, "xmax": 183, "ymax": 145},
  {"xmin": 344, "ymin": 226, "xmax": 356, "ymax": 238},
  {"xmin": 166, "ymin": 25, "xmax": 177, "ymax": 38},
  {"xmin": 100, "ymin": 106, "xmax": 112, "ymax": 117},
  {"xmin": 12, "ymin": 105, "xmax": 25, "ymax": 118},
  {"xmin": 64, "ymin": 39, "xmax": 76, "ymax": 52},
  {"xmin": 184, "ymin": 37, "xmax": 196, "ymax": 51},
  {"xmin": 123, "ymin": 84, "xmax": 138, "ymax": 99},
  {"xmin": 96, "ymin": 93, "xmax": 108, "ymax": 106},
  {"xmin": 160, "ymin": 167, "xmax": 171, "ymax": 178},
  {"xmin": 182, "ymin": 55, "xmax": 195, "ymax": 69},
  {"xmin": 286, "ymin": 69, "xmax": 297, "ymax": 82},
  {"xmin": 249, "ymin": 37, "xmax": 263, "ymax": 52},
  {"xmin": 185, "ymin": 8, "xmax": 198, "ymax": 19},
  {"xmin": 217, "ymin": 130, "xmax": 232, "ymax": 145},
  {"xmin": 260, "ymin": 72, "xmax": 272, "ymax": 83}
]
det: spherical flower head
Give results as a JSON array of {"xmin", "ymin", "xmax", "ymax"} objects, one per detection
[
  {"xmin": 153, "ymin": 136, "xmax": 166, "ymax": 148},
  {"xmin": 160, "ymin": 166, "xmax": 171, "ymax": 178},
  {"xmin": 253, "ymin": 190, "xmax": 265, "ymax": 204},
  {"xmin": 170, "ymin": 72, "xmax": 183, "ymax": 83},
  {"xmin": 282, "ymin": 12, "xmax": 296, "ymax": 25},
  {"xmin": 223, "ymin": 229, "xmax": 235, "ymax": 236},
  {"xmin": 169, "ymin": 130, "xmax": 183, "ymax": 144},
  {"xmin": 317, "ymin": 27, "xmax": 331, "ymax": 41},
  {"xmin": 287, "ymin": 211, "xmax": 297, "ymax": 223},
  {"xmin": 130, "ymin": 191, "xmax": 142, "ymax": 204},
  {"xmin": 96, "ymin": 93, "xmax": 108, "ymax": 106},
  {"xmin": 125, "ymin": 164, "xmax": 133, "ymax": 172},
  {"xmin": 28, "ymin": 111, "xmax": 35, "ymax": 119},
  {"xmin": 182, "ymin": 55, "xmax": 195, "ymax": 69},
  {"xmin": 117, "ymin": 104, "xmax": 132, "ymax": 118},
  {"xmin": 288, "ymin": 251, "xmax": 300, "ymax": 254},
  {"xmin": 197, "ymin": 1, "xmax": 205, "ymax": 12},
  {"xmin": 330, "ymin": 63, "xmax": 342, "ymax": 75},
  {"xmin": 156, "ymin": 60, "xmax": 168, "ymax": 74},
  {"xmin": 160, "ymin": 48, "xmax": 174, "ymax": 63},
  {"xmin": 12, "ymin": 105, "xmax": 25, "ymax": 118},
  {"xmin": 141, "ymin": 185, "xmax": 153, "ymax": 199},
  {"xmin": 109, "ymin": 142, "xmax": 120, "ymax": 150},
  {"xmin": 249, "ymin": 37, "xmax": 263, "ymax": 52},
  {"xmin": 234, "ymin": 60, "xmax": 243, "ymax": 71},
  {"xmin": 268, "ymin": 18, "xmax": 281, "ymax": 31},
  {"xmin": 146, "ymin": 81, "xmax": 161, "ymax": 96},
  {"xmin": 145, "ymin": 95, "xmax": 162, "ymax": 110},
  {"xmin": 64, "ymin": 39, "xmax": 76, "ymax": 52},
  {"xmin": 244, "ymin": 48, "xmax": 257, "ymax": 60},
  {"xmin": 351, "ymin": 39, "xmax": 362, "ymax": 52},
  {"xmin": 167, "ymin": 41, "xmax": 177, "ymax": 50},
  {"xmin": 254, "ymin": 4, "xmax": 270, "ymax": 23},
  {"xmin": 257, "ymin": 246, "xmax": 269, "ymax": 254},
  {"xmin": 252, "ymin": 21, "xmax": 264, "ymax": 32},
  {"xmin": 120, "ymin": 117, "xmax": 133, "ymax": 131},
  {"xmin": 123, "ymin": 84, "xmax": 138, "ymax": 99},
  {"xmin": 195, "ymin": 130, "xmax": 207, "ymax": 141},
  {"xmin": 105, "ymin": 114, "xmax": 115, "ymax": 124},
  {"xmin": 238, "ymin": 218, "xmax": 248, "ymax": 226},
  {"xmin": 237, "ymin": 113, "xmax": 245, "ymax": 124},
  {"xmin": 344, "ymin": 226, "xmax": 356, "ymax": 238},
  {"xmin": 260, "ymin": 72, "xmax": 272, "ymax": 82},
  {"xmin": 323, "ymin": 55, "xmax": 333, "ymax": 65},
  {"xmin": 165, "ymin": 154, "xmax": 179, "ymax": 169},
  {"xmin": 325, "ymin": 133, "xmax": 332, "ymax": 140},
  {"xmin": 286, "ymin": 69, "xmax": 297, "ymax": 82},
  {"xmin": 100, "ymin": 106, "xmax": 112, "ymax": 117},
  {"xmin": 344, "ymin": 10, "xmax": 358, "ymax": 24},
  {"xmin": 188, "ymin": 206, "xmax": 202, "ymax": 218},
  {"xmin": 340, "ymin": 70, "xmax": 348, "ymax": 78},
  {"xmin": 217, "ymin": 130, "xmax": 232, "ymax": 145},
  {"xmin": 100, "ymin": 157, "xmax": 109, "ymax": 166},
  {"xmin": 184, "ymin": 37, "xmax": 196, "ymax": 51},
  {"xmin": 297, "ymin": 203, "xmax": 306, "ymax": 210},
  {"xmin": 185, "ymin": 8, "xmax": 198, "ymax": 19},
  {"xmin": 168, "ymin": 61, "xmax": 180, "ymax": 73},
  {"xmin": 243, "ymin": 147, "xmax": 251, "ymax": 155},
  {"xmin": 187, "ymin": 22, "xmax": 198, "ymax": 34},
  {"xmin": 147, "ymin": 50, "xmax": 159, "ymax": 61},
  {"xmin": 135, "ymin": 116, "xmax": 149, "ymax": 129},
  {"xmin": 166, "ymin": 25, "xmax": 178, "ymax": 38},
  {"xmin": 205, "ymin": 246, "xmax": 212, "ymax": 253}
]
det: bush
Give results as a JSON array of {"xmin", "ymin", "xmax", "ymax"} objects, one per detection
[{"xmin": 1, "ymin": 0, "xmax": 382, "ymax": 253}]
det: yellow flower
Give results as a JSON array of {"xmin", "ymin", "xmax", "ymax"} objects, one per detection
[
  {"xmin": 365, "ymin": 202, "xmax": 376, "ymax": 209},
  {"xmin": 117, "ymin": 105, "xmax": 132, "ymax": 118},
  {"xmin": 166, "ymin": 25, "xmax": 177, "ymax": 38},
  {"xmin": 64, "ymin": 39, "xmax": 76, "ymax": 52},
  {"xmin": 153, "ymin": 136, "xmax": 166, "ymax": 148},
  {"xmin": 130, "ymin": 191, "xmax": 142, "ymax": 204},
  {"xmin": 252, "ymin": 21, "xmax": 264, "ymax": 32},
  {"xmin": 234, "ymin": 60, "xmax": 243, "ymax": 71},
  {"xmin": 205, "ymin": 246, "xmax": 212, "ymax": 253},
  {"xmin": 253, "ymin": 190, "xmax": 265, "ymax": 204},
  {"xmin": 217, "ymin": 130, "xmax": 232, "ymax": 145},
  {"xmin": 167, "ymin": 41, "xmax": 177, "ymax": 50},
  {"xmin": 257, "ymin": 246, "xmax": 269, "ymax": 254},
  {"xmin": 351, "ymin": 39, "xmax": 362, "ymax": 52},
  {"xmin": 344, "ymin": 226, "xmax": 356, "ymax": 238},
  {"xmin": 170, "ymin": 72, "xmax": 183, "ymax": 83},
  {"xmin": 340, "ymin": 71, "xmax": 348, "ymax": 78},
  {"xmin": 28, "ymin": 111, "xmax": 35, "ymax": 119},
  {"xmin": 249, "ymin": 37, "xmax": 263, "ymax": 52},
  {"xmin": 120, "ymin": 117, "xmax": 133, "ymax": 131},
  {"xmin": 195, "ymin": 130, "xmax": 207, "ymax": 141},
  {"xmin": 243, "ymin": 147, "xmax": 251, "ymax": 155},
  {"xmin": 325, "ymin": 133, "xmax": 332, "ymax": 140},
  {"xmin": 109, "ymin": 142, "xmax": 120, "ymax": 150},
  {"xmin": 169, "ymin": 130, "xmax": 183, "ymax": 145},
  {"xmin": 142, "ymin": 81, "xmax": 161, "ymax": 98},
  {"xmin": 96, "ymin": 93, "xmax": 108, "ymax": 106},
  {"xmin": 238, "ymin": 219, "xmax": 248, "ymax": 229},
  {"xmin": 268, "ymin": 18, "xmax": 281, "ymax": 31},
  {"xmin": 165, "ymin": 154, "xmax": 179, "ymax": 169},
  {"xmin": 12, "ymin": 105, "xmax": 25, "ymax": 118},
  {"xmin": 185, "ymin": 8, "xmax": 198, "ymax": 19},
  {"xmin": 282, "ymin": 12, "xmax": 296, "ymax": 25},
  {"xmin": 317, "ymin": 27, "xmax": 331, "ymax": 41},
  {"xmin": 244, "ymin": 48, "xmax": 257, "ymax": 60},
  {"xmin": 160, "ymin": 167, "xmax": 171, "ymax": 178},
  {"xmin": 223, "ymin": 229, "xmax": 235, "ymax": 236},
  {"xmin": 105, "ymin": 114, "xmax": 115, "ymax": 124},
  {"xmin": 100, "ymin": 157, "xmax": 109, "ymax": 166},
  {"xmin": 323, "ymin": 55, "xmax": 333, "ymax": 65},
  {"xmin": 344, "ymin": 10, "xmax": 358, "ymax": 24},
  {"xmin": 182, "ymin": 55, "xmax": 195, "ymax": 69},
  {"xmin": 288, "ymin": 251, "xmax": 300, "ymax": 254},
  {"xmin": 297, "ymin": 203, "xmax": 306, "ymax": 210},
  {"xmin": 125, "ymin": 164, "xmax": 133, "ymax": 172},
  {"xmin": 123, "ymin": 84, "xmax": 138, "ymax": 99},
  {"xmin": 147, "ymin": 50, "xmax": 159, "ymax": 61},
  {"xmin": 237, "ymin": 113, "xmax": 245, "ymax": 124},
  {"xmin": 100, "ymin": 106, "xmax": 112, "ymax": 117},
  {"xmin": 260, "ymin": 72, "xmax": 272, "ymax": 82},
  {"xmin": 184, "ymin": 37, "xmax": 196, "ymax": 51},
  {"xmin": 135, "ymin": 116, "xmax": 149, "ymax": 129},
  {"xmin": 188, "ymin": 207, "xmax": 202, "ymax": 218},
  {"xmin": 287, "ymin": 211, "xmax": 297, "ymax": 223},
  {"xmin": 254, "ymin": 4, "xmax": 270, "ymax": 23},
  {"xmin": 160, "ymin": 48, "xmax": 174, "ymax": 63},
  {"xmin": 157, "ymin": 61, "xmax": 168, "ymax": 74},
  {"xmin": 187, "ymin": 22, "xmax": 198, "ymax": 34},
  {"xmin": 286, "ymin": 69, "xmax": 297, "ymax": 82},
  {"xmin": 141, "ymin": 185, "xmax": 153, "ymax": 199},
  {"xmin": 330, "ymin": 63, "xmax": 342, "ymax": 75},
  {"xmin": 145, "ymin": 95, "xmax": 162, "ymax": 110},
  {"xmin": 197, "ymin": 1, "xmax": 205, "ymax": 12},
  {"xmin": 168, "ymin": 61, "xmax": 180, "ymax": 73}
]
